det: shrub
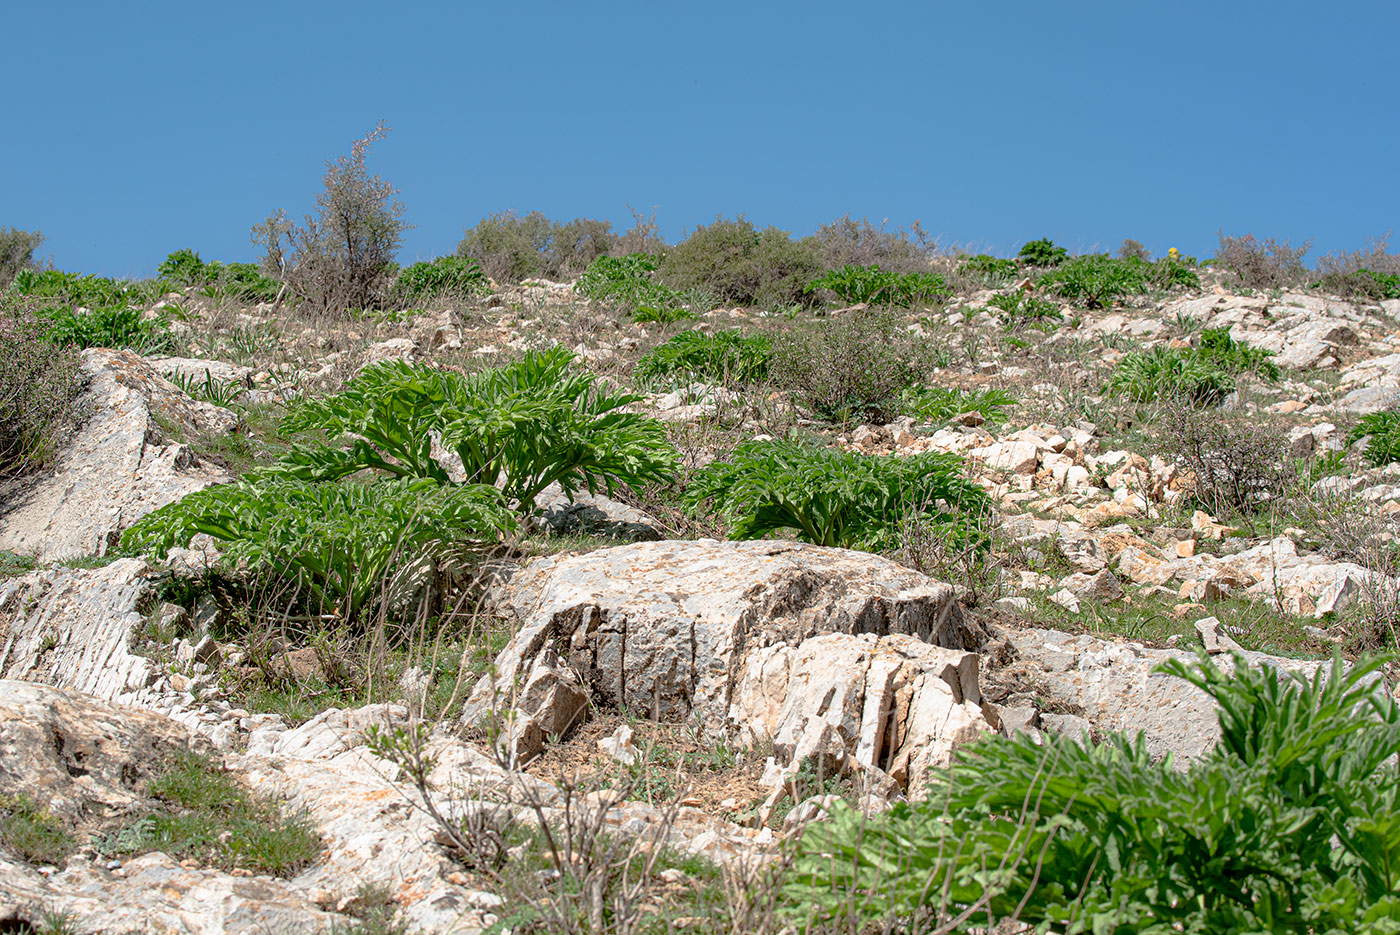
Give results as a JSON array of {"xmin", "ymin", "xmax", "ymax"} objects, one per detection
[
  {"xmin": 773, "ymin": 307, "xmax": 930, "ymax": 423},
  {"xmin": 1107, "ymin": 327, "xmax": 1277, "ymax": 405},
  {"xmin": 122, "ymin": 476, "xmax": 514, "ymax": 628},
  {"xmin": 987, "ymin": 288, "xmax": 1062, "ymax": 330},
  {"xmin": 1313, "ymin": 268, "xmax": 1400, "ymax": 301},
  {"xmin": 682, "ymin": 438, "xmax": 989, "ymax": 552},
  {"xmin": 1348, "ymin": 410, "xmax": 1400, "ymax": 467},
  {"xmin": 1156, "ymin": 401, "xmax": 1290, "ymax": 517},
  {"xmin": 1214, "ymin": 232, "xmax": 1311, "ymax": 290},
  {"xmin": 805, "ymin": 265, "xmax": 950, "ymax": 308},
  {"xmin": 805, "ymin": 215, "xmax": 932, "ymax": 275},
  {"xmin": 42, "ymin": 305, "xmax": 176, "ymax": 354},
  {"xmin": 575, "ymin": 253, "xmax": 686, "ymax": 319},
  {"xmin": 903, "ymin": 386, "xmax": 1017, "ymax": 425},
  {"xmin": 1117, "ymin": 237, "xmax": 1151, "ymax": 261},
  {"xmin": 456, "ymin": 211, "xmax": 618, "ymax": 283},
  {"xmin": 0, "ymin": 227, "xmax": 45, "ymax": 288},
  {"xmin": 784, "ymin": 651, "xmax": 1400, "ymax": 934},
  {"xmin": 633, "ymin": 329, "xmax": 773, "ymax": 386},
  {"xmin": 276, "ymin": 348, "xmax": 679, "ymax": 514},
  {"xmin": 1016, "ymin": 237, "xmax": 1067, "ymax": 268},
  {"xmin": 0, "ymin": 296, "xmax": 87, "ymax": 477},
  {"xmin": 659, "ymin": 216, "xmax": 822, "ymax": 309},
  {"xmin": 392, "ymin": 256, "xmax": 489, "ymax": 305},
  {"xmin": 1037, "ymin": 254, "xmax": 1154, "ymax": 309},
  {"xmin": 252, "ymin": 121, "xmax": 407, "ymax": 314},
  {"xmin": 157, "ymin": 249, "xmax": 281, "ymax": 303}
]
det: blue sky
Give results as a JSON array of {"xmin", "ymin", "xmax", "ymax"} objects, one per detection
[{"xmin": 5, "ymin": 0, "xmax": 1397, "ymax": 278}]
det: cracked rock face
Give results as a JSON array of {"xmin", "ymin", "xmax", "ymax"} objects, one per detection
[
  {"xmin": 463, "ymin": 539, "xmax": 982, "ymax": 773},
  {"xmin": 0, "ymin": 349, "xmax": 235, "ymax": 563}
]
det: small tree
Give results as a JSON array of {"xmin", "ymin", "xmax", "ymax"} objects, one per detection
[
  {"xmin": 252, "ymin": 121, "xmax": 408, "ymax": 314},
  {"xmin": 0, "ymin": 227, "xmax": 44, "ymax": 288}
]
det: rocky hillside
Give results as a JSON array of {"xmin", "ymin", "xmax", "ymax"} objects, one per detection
[{"xmin": 1, "ymin": 244, "xmax": 1398, "ymax": 933}]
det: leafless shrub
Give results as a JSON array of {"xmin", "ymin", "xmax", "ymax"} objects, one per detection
[
  {"xmin": 1314, "ymin": 233, "xmax": 1400, "ymax": 278},
  {"xmin": 1156, "ymin": 400, "xmax": 1291, "ymax": 518},
  {"xmin": 0, "ymin": 294, "xmax": 87, "ymax": 478},
  {"xmin": 1117, "ymin": 238, "xmax": 1151, "ymax": 261},
  {"xmin": 1213, "ymin": 232, "xmax": 1311, "ymax": 291},
  {"xmin": 806, "ymin": 214, "xmax": 935, "ymax": 275},
  {"xmin": 252, "ymin": 121, "xmax": 408, "ymax": 316},
  {"xmin": 613, "ymin": 204, "xmax": 667, "ymax": 257},
  {"xmin": 0, "ymin": 227, "xmax": 44, "ymax": 288}
]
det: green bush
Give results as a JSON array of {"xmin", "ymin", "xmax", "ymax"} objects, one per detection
[
  {"xmin": 956, "ymin": 254, "xmax": 1020, "ymax": 283},
  {"xmin": 456, "ymin": 211, "xmax": 618, "ymax": 283},
  {"xmin": 0, "ymin": 227, "xmax": 44, "ymax": 288},
  {"xmin": 1017, "ymin": 237, "xmax": 1068, "ymax": 268},
  {"xmin": 785, "ymin": 651, "xmax": 1400, "ymax": 934},
  {"xmin": 659, "ymin": 216, "xmax": 822, "ymax": 309},
  {"xmin": 682, "ymin": 438, "xmax": 988, "ymax": 552},
  {"xmin": 122, "ymin": 476, "xmax": 513, "ymax": 628},
  {"xmin": 276, "ymin": 347, "xmax": 679, "ymax": 514},
  {"xmin": 1197, "ymin": 326, "xmax": 1281, "ymax": 380},
  {"xmin": 575, "ymin": 253, "xmax": 688, "ymax": 320},
  {"xmin": 773, "ymin": 307, "xmax": 930, "ymax": 423},
  {"xmin": 392, "ymin": 255, "xmax": 488, "ymax": 305},
  {"xmin": 805, "ymin": 265, "xmax": 950, "ymax": 308},
  {"xmin": 1035, "ymin": 254, "xmax": 1195, "ymax": 309},
  {"xmin": 0, "ymin": 296, "xmax": 86, "ymax": 477},
  {"xmin": 157, "ymin": 249, "xmax": 281, "ymax": 303},
  {"xmin": 1349, "ymin": 410, "xmax": 1400, "ymax": 466},
  {"xmin": 41, "ymin": 304, "xmax": 176, "ymax": 354},
  {"xmin": 903, "ymin": 386, "xmax": 1017, "ymax": 425},
  {"xmin": 1107, "ymin": 328, "xmax": 1275, "ymax": 406},
  {"xmin": 633, "ymin": 329, "xmax": 773, "ymax": 386},
  {"xmin": 988, "ymin": 288, "xmax": 1063, "ymax": 330}
]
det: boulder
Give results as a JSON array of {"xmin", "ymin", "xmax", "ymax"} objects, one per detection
[
  {"xmin": 462, "ymin": 539, "xmax": 974, "ymax": 760},
  {"xmin": 0, "ymin": 349, "xmax": 234, "ymax": 563},
  {"xmin": 535, "ymin": 481, "xmax": 664, "ymax": 541}
]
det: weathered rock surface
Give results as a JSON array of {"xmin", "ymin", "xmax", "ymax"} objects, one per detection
[
  {"xmin": 463, "ymin": 540, "xmax": 973, "ymax": 751},
  {"xmin": 535, "ymin": 481, "xmax": 663, "ymax": 541},
  {"xmin": 0, "ymin": 558, "xmax": 161, "ymax": 702},
  {"xmin": 0, "ymin": 349, "xmax": 234, "ymax": 563}
]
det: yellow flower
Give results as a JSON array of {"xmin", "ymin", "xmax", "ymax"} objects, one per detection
[{"xmin": 1168, "ymin": 247, "xmax": 1180, "ymax": 261}]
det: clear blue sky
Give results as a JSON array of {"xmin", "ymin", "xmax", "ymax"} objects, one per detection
[{"xmin": 6, "ymin": 0, "xmax": 1397, "ymax": 278}]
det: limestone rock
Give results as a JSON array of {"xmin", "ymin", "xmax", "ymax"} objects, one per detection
[
  {"xmin": 535, "ymin": 481, "xmax": 663, "ymax": 541},
  {"xmin": 0, "ymin": 349, "xmax": 233, "ymax": 563}
]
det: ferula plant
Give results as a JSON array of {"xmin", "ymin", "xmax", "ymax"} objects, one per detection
[
  {"xmin": 276, "ymin": 347, "xmax": 678, "ymax": 514},
  {"xmin": 785, "ymin": 650, "xmax": 1400, "ymax": 934},
  {"xmin": 682, "ymin": 438, "xmax": 989, "ymax": 552}
]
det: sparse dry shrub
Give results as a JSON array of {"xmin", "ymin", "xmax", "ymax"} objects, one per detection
[
  {"xmin": 0, "ymin": 294, "xmax": 87, "ymax": 477},
  {"xmin": 252, "ymin": 121, "xmax": 408, "ymax": 315},
  {"xmin": 1155, "ymin": 400, "xmax": 1290, "ymax": 518},
  {"xmin": 1117, "ymin": 237, "xmax": 1151, "ymax": 261},
  {"xmin": 1314, "ymin": 234, "xmax": 1400, "ymax": 278},
  {"xmin": 456, "ymin": 211, "xmax": 623, "ymax": 283},
  {"xmin": 1213, "ymin": 231, "xmax": 1311, "ymax": 290},
  {"xmin": 804, "ymin": 214, "xmax": 933, "ymax": 275}
]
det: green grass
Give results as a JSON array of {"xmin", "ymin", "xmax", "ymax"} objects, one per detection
[
  {"xmin": 0, "ymin": 549, "xmax": 36, "ymax": 577},
  {"xmin": 97, "ymin": 749, "xmax": 319, "ymax": 876},
  {"xmin": 0, "ymin": 794, "xmax": 75, "ymax": 865}
]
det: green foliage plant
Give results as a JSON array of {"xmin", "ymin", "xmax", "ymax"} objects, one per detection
[
  {"xmin": 1349, "ymin": 410, "xmax": 1400, "ymax": 467},
  {"xmin": 682, "ymin": 438, "xmax": 989, "ymax": 552},
  {"xmin": 167, "ymin": 369, "xmax": 247, "ymax": 408},
  {"xmin": 805, "ymin": 265, "xmax": 950, "ymax": 307},
  {"xmin": 1107, "ymin": 328, "xmax": 1277, "ymax": 405},
  {"xmin": 10, "ymin": 268, "xmax": 177, "ymax": 353},
  {"xmin": 392, "ymin": 255, "xmax": 488, "ymax": 305},
  {"xmin": 159, "ymin": 250, "xmax": 281, "ymax": 302},
  {"xmin": 0, "ymin": 793, "xmax": 74, "ymax": 865},
  {"xmin": 988, "ymin": 288, "xmax": 1063, "ymax": 330},
  {"xmin": 956, "ymin": 254, "xmax": 1020, "ymax": 284},
  {"xmin": 784, "ymin": 650, "xmax": 1400, "ymax": 934},
  {"xmin": 276, "ymin": 347, "xmax": 678, "ymax": 514},
  {"xmin": 1017, "ymin": 237, "xmax": 1068, "ymax": 268},
  {"xmin": 122, "ymin": 475, "xmax": 513, "ymax": 628},
  {"xmin": 575, "ymin": 253, "xmax": 691, "ymax": 321},
  {"xmin": 456, "ymin": 210, "xmax": 619, "ymax": 283},
  {"xmin": 633, "ymin": 329, "xmax": 773, "ymax": 386},
  {"xmin": 902, "ymin": 386, "xmax": 1017, "ymax": 426}
]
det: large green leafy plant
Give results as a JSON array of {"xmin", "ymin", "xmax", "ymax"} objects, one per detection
[
  {"xmin": 391, "ymin": 256, "xmax": 488, "ymax": 305},
  {"xmin": 682, "ymin": 439, "xmax": 988, "ymax": 551},
  {"xmin": 122, "ymin": 476, "xmax": 514, "ymax": 628},
  {"xmin": 576, "ymin": 253, "xmax": 691, "ymax": 322},
  {"xmin": 1107, "ymin": 328, "xmax": 1278, "ymax": 405},
  {"xmin": 633, "ymin": 329, "xmax": 773, "ymax": 386},
  {"xmin": 10, "ymin": 268, "xmax": 176, "ymax": 353},
  {"xmin": 805, "ymin": 265, "xmax": 949, "ymax": 307},
  {"xmin": 276, "ymin": 347, "xmax": 678, "ymax": 514},
  {"xmin": 1349, "ymin": 410, "xmax": 1400, "ymax": 467},
  {"xmin": 784, "ymin": 651, "xmax": 1400, "ymax": 934}
]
